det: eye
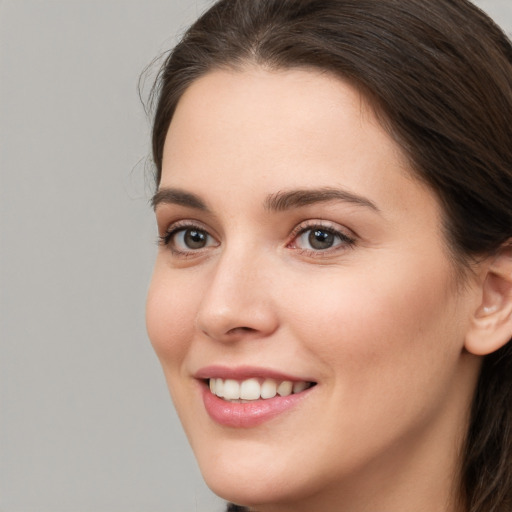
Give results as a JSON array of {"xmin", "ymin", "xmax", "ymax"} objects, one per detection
[
  {"xmin": 174, "ymin": 228, "xmax": 213, "ymax": 250},
  {"xmin": 290, "ymin": 223, "xmax": 355, "ymax": 253},
  {"xmin": 160, "ymin": 223, "xmax": 218, "ymax": 254},
  {"xmin": 298, "ymin": 228, "xmax": 339, "ymax": 250}
]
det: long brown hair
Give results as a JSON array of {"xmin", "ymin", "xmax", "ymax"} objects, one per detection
[{"xmin": 149, "ymin": 1, "xmax": 512, "ymax": 510}]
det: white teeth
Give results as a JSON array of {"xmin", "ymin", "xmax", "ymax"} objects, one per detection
[
  {"xmin": 277, "ymin": 380, "xmax": 293, "ymax": 397},
  {"xmin": 223, "ymin": 379, "xmax": 241, "ymax": 400},
  {"xmin": 261, "ymin": 378, "xmax": 277, "ymax": 399},
  {"xmin": 240, "ymin": 378, "xmax": 261, "ymax": 400},
  {"xmin": 209, "ymin": 377, "xmax": 311, "ymax": 401},
  {"xmin": 215, "ymin": 378, "xmax": 224, "ymax": 398}
]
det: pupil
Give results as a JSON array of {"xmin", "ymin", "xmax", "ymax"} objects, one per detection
[
  {"xmin": 309, "ymin": 229, "xmax": 334, "ymax": 250},
  {"xmin": 185, "ymin": 229, "xmax": 206, "ymax": 249}
]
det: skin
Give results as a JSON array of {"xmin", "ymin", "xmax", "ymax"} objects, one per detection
[{"xmin": 146, "ymin": 67, "xmax": 485, "ymax": 512}]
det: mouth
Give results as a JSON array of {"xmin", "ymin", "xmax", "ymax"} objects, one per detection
[
  {"xmin": 207, "ymin": 377, "xmax": 316, "ymax": 402},
  {"xmin": 195, "ymin": 366, "xmax": 317, "ymax": 427}
]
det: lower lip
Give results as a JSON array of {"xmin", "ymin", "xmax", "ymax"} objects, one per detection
[{"xmin": 201, "ymin": 384, "xmax": 312, "ymax": 428}]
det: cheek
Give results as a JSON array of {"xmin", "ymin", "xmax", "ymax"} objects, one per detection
[
  {"xmin": 275, "ymin": 258, "xmax": 467, "ymax": 468},
  {"xmin": 146, "ymin": 270, "xmax": 209, "ymax": 439},
  {"xmin": 146, "ymin": 267, "xmax": 197, "ymax": 367},
  {"xmin": 284, "ymin": 254, "xmax": 462, "ymax": 386}
]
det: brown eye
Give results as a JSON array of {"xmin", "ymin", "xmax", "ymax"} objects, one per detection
[
  {"xmin": 296, "ymin": 228, "xmax": 341, "ymax": 250},
  {"xmin": 164, "ymin": 226, "xmax": 218, "ymax": 252},
  {"xmin": 181, "ymin": 229, "xmax": 209, "ymax": 249},
  {"xmin": 293, "ymin": 225, "xmax": 355, "ymax": 252},
  {"xmin": 308, "ymin": 229, "xmax": 336, "ymax": 250}
]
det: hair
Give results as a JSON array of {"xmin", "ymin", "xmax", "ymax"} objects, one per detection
[{"xmin": 149, "ymin": 0, "xmax": 512, "ymax": 510}]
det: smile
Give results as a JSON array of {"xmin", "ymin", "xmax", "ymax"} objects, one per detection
[
  {"xmin": 208, "ymin": 377, "xmax": 314, "ymax": 402},
  {"xmin": 198, "ymin": 372, "xmax": 316, "ymax": 428}
]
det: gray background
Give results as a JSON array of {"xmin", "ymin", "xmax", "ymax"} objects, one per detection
[{"xmin": 0, "ymin": 1, "xmax": 511, "ymax": 511}]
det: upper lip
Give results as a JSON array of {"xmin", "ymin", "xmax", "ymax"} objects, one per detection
[{"xmin": 194, "ymin": 365, "xmax": 316, "ymax": 383}]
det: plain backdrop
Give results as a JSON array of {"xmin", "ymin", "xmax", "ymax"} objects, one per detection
[{"xmin": 0, "ymin": 1, "xmax": 511, "ymax": 511}]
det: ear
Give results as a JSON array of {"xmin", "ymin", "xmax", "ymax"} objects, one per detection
[{"xmin": 465, "ymin": 243, "xmax": 512, "ymax": 356}]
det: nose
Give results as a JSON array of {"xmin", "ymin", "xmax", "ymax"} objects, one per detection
[{"xmin": 195, "ymin": 247, "xmax": 279, "ymax": 343}]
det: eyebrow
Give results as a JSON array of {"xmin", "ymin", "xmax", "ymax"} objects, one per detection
[
  {"xmin": 152, "ymin": 186, "xmax": 379, "ymax": 213},
  {"xmin": 152, "ymin": 188, "xmax": 209, "ymax": 211},
  {"xmin": 264, "ymin": 187, "xmax": 380, "ymax": 212}
]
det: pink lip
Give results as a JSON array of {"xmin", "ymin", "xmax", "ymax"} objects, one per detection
[
  {"xmin": 195, "ymin": 366, "xmax": 316, "ymax": 428},
  {"xmin": 195, "ymin": 365, "xmax": 314, "ymax": 382}
]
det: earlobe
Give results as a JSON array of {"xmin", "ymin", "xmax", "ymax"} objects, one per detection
[{"xmin": 465, "ymin": 243, "xmax": 512, "ymax": 356}]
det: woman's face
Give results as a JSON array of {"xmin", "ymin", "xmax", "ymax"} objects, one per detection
[{"xmin": 147, "ymin": 68, "xmax": 482, "ymax": 511}]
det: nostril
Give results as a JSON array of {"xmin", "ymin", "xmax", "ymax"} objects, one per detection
[{"xmin": 227, "ymin": 326, "xmax": 257, "ymax": 335}]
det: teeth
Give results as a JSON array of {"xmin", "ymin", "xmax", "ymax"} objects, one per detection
[
  {"xmin": 209, "ymin": 377, "xmax": 312, "ymax": 401},
  {"xmin": 261, "ymin": 378, "xmax": 277, "ymax": 399},
  {"xmin": 215, "ymin": 378, "xmax": 224, "ymax": 398},
  {"xmin": 223, "ymin": 379, "xmax": 240, "ymax": 400},
  {"xmin": 293, "ymin": 381, "xmax": 308, "ymax": 394},
  {"xmin": 240, "ymin": 378, "xmax": 261, "ymax": 400},
  {"xmin": 277, "ymin": 380, "xmax": 293, "ymax": 397}
]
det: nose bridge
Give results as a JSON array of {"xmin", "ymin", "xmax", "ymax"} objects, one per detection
[{"xmin": 195, "ymin": 240, "xmax": 277, "ymax": 341}]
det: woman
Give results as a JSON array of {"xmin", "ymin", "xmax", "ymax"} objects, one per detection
[{"xmin": 145, "ymin": 0, "xmax": 512, "ymax": 510}]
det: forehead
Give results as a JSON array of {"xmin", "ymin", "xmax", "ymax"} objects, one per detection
[
  {"xmin": 160, "ymin": 67, "xmax": 440, "ymax": 225},
  {"xmin": 167, "ymin": 66, "xmax": 377, "ymax": 143},
  {"xmin": 164, "ymin": 68, "xmax": 406, "ymax": 176}
]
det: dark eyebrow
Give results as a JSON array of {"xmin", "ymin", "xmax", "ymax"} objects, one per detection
[
  {"xmin": 151, "ymin": 188, "xmax": 209, "ymax": 212},
  {"xmin": 152, "ymin": 186, "xmax": 379, "ymax": 214},
  {"xmin": 264, "ymin": 187, "xmax": 380, "ymax": 212}
]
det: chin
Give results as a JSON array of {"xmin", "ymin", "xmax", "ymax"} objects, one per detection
[
  {"xmin": 195, "ymin": 440, "xmax": 332, "ymax": 511},
  {"xmin": 204, "ymin": 471, "xmax": 294, "ymax": 510},
  {"xmin": 194, "ymin": 444, "xmax": 298, "ymax": 507}
]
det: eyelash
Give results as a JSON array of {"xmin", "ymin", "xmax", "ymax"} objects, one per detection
[{"xmin": 159, "ymin": 220, "xmax": 356, "ymax": 257}]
